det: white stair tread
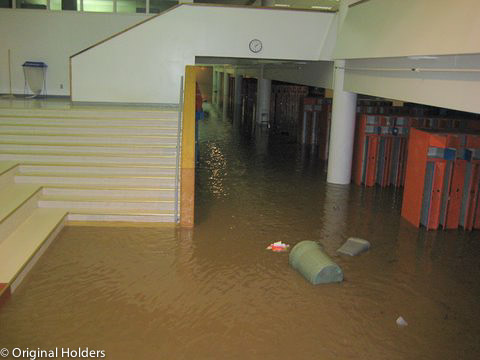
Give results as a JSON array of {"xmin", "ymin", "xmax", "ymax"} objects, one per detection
[
  {"xmin": 0, "ymin": 111, "xmax": 178, "ymax": 120},
  {"xmin": 67, "ymin": 208, "xmax": 174, "ymax": 215},
  {"xmin": 0, "ymin": 184, "xmax": 40, "ymax": 223},
  {"xmin": 0, "ymin": 150, "xmax": 175, "ymax": 158},
  {"xmin": 0, "ymin": 132, "xmax": 176, "ymax": 138},
  {"xmin": 0, "ymin": 127, "xmax": 178, "ymax": 135},
  {"xmin": 0, "ymin": 161, "xmax": 18, "ymax": 175},
  {"xmin": 0, "ymin": 118, "xmax": 178, "ymax": 126},
  {"xmin": 18, "ymin": 162, "xmax": 175, "ymax": 169},
  {"xmin": 0, "ymin": 123, "xmax": 176, "ymax": 129},
  {"xmin": 0, "ymin": 112, "xmax": 178, "ymax": 118},
  {"xmin": 17, "ymin": 172, "xmax": 175, "ymax": 179},
  {"xmin": 0, "ymin": 208, "xmax": 67, "ymax": 284},
  {"xmin": 0, "ymin": 104, "xmax": 177, "ymax": 110},
  {"xmin": 0, "ymin": 141, "xmax": 176, "ymax": 148},
  {"xmin": 0, "ymin": 155, "xmax": 177, "ymax": 166},
  {"xmin": 40, "ymin": 195, "xmax": 175, "ymax": 203},
  {"xmin": 42, "ymin": 184, "xmax": 175, "ymax": 191},
  {"xmin": 19, "ymin": 164, "xmax": 176, "ymax": 176}
]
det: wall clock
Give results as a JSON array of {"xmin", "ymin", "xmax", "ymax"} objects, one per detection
[{"xmin": 249, "ymin": 39, "xmax": 263, "ymax": 53}]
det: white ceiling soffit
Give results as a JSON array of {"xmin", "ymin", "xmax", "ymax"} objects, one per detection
[
  {"xmin": 194, "ymin": 0, "xmax": 340, "ymax": 11},
  {"xmin": 194, "ymin": 0, "xmax": 254, "ymax": 5},
  {"xmin": 273, "ymin": 0, "xmax": 339, "ymax": 10},
  {"xmin": 195, "ymin": 56, "xmax": 317, "ymax": 66}
]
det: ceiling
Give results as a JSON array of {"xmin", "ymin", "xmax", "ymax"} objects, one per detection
[
  {"xmin": 194, "ymin": 0, "xmax": 340, "ymax": 11},
  {"xmin": 194, "ymin": 0, "xmax": 255, "ymax": 4}
]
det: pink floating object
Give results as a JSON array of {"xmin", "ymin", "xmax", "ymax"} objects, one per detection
[{"xmin": 266, "ymin": 241, "xmax": 290, "ymax": 252}]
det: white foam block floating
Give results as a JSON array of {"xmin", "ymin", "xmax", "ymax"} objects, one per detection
[{"xmin": 337, "ymin": 237, "xmax": 371, "ymax": 256}]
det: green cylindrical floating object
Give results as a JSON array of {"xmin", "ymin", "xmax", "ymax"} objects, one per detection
[{"xmin": 289, "ymin": 241, "xmax": 343, "ymax": 285}]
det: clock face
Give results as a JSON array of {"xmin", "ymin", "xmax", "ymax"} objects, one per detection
[{"xmin": 249, "ymin": 39, "xmax": 263, "ymax": 53}]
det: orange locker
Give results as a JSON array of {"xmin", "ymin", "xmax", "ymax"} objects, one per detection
[
  {"xmin": 402, "ymin": 129, "xmax": 480, "ymax": 231},
  {"xmin": 421, "ymin": 159, "xmax": 452, "ymax": 230},
  {"xmin": 460, "ymin": 159, "xmax": 480, "ymax": 231},
  {"xmin": 352, "ymin": 114, "xmax": 410, "ymax": 188},
  {"xmin": 444, "ymin": 158, "xmax": 468, "ymax": 229}
]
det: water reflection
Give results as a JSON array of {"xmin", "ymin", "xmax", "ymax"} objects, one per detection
[{"xmin": 319, "ymin": 183, "xmax": 351, "ymax": 253}]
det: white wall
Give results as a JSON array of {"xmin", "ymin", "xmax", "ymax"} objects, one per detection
[
  {"xmin": 0, "ymin": 9, "xmax": 146, "ymax": 96},
  {"xmin": 231, "ymin": 62, "xmax": 334, "ymax": 89},
  {"xmin": 264, "ymin": 61, "xmax": 334, "ymax": 89},
  {"xmin": 335, "ymin": 0, "xmax": 480, "ymax": 59},
  {"xmin": 71, "ymin": 4, "xmax": 336, "ymax": 103},
  {"xmin": 344, "ymin": 55, "xmax": 480, "ymax": 114}
]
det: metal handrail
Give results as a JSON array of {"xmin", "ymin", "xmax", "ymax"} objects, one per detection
[{"xmin": 174, "ymin": 76, "xmax": 184, "ymax": 223}]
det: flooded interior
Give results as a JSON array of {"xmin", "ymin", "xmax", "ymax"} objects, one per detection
[{"xmin": 1, "ymin": 110, "xmax": 480, "ymax": 359}]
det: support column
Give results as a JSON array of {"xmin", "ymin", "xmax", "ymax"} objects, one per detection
[
  {"xmin": 326, "ymin": 60, "xmax": 357, "ymax": 184},
  {"xmin": 234, "ymin": 72, "xmax": 243, "ymax": 125},
  {"xmin": 256, "ymin": 78, "xmax": 271, "ymax": 126},
  {"xmin": 261, "ymin": 0, "xmax": 275, "ymax": 6},
  {"xmin": 217, "ymin": 71, "xmax": 225, "ymax": 106},
  {"xmin": 212, "ymin": 70, "xmax": 218, "ymax": 105},
  {"xmin": 223, "ymin": 70, "xmax": 229, "ymax": 118},
  {"xmin": 326, "ymin": 0, "xmax": 358, "ymax": 185}
]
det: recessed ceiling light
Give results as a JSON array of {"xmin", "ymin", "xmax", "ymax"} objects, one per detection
[
  {"xmin": 312, "ymin": 6, "xmax": 333, "ymax": 10},
  {"xmin": 408, "ymin": 56, "xmax": 439, "ymax": 60}
]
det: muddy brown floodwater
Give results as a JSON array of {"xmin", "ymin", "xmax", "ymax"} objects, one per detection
[{"xmin": 1, "ymin": 112, "xmax": 480, "ymax": 360}]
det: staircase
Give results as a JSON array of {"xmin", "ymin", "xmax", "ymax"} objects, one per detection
[{"xmin": 0, "ymin": 105, "xmax": 181, "ymax": 302}]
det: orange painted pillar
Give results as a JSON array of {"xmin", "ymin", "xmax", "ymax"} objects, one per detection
[{"xmin": 180, "ymin": 66, "xmax": 197, "ymax": 228}]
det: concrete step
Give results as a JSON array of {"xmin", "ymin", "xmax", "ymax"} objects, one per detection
[
  {"xmin": 0, "ymin": 108, "xmax": 179, "ymax": 119},
  {"xmin": 0, "ymin": 161, "xmax": 18, "ymax": 176},
  {"xmin": 0, "ymin": 133, "xmax": 178, "ymax": 145},
  {"xmin": 0, "ymin": 208, "xmax": 67, "ymax": 290},
  {"xmin": 0, "ymin": 152, "xmax": 177, "ymax": 165},
  {"xmin": 0, "ymin": 143, "xmax": 177, "ymax": 156},
  {"xmin": 0, "ymin": 184, "xmax": 41, "ymax": 246},
  {"xmin": 0, "ymin": 125, "xmax": 178, "ymax": 136},
  {"xmin": 42, "ymin": 186, "xmax": 175, "ymax": 199},
  {"xmin": 0, "ymin": 116, "xmax": 178, "ymax": 127},
  {"xmin": 0, "ymin": 184, "xmax": 39, "ymax": 223},
  {"xmin": 0, "ymin": 161, "xmax": 18, "ymax": 187},
  {"xmin": 18, "ymin": 164, "xmax": 176, "ymax": 176},
  {"xmin": 39, "ymin": 196, "xmax": 175, "ymax": 211},
  {"xmin": 67, "ymin": 209, "xmax": 176, "ymax": 223},
  {"xmin": 15, "ymin": 173, "xmax": 176, "ymax": 188}
]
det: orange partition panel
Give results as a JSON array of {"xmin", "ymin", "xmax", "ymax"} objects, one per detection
[
  {"xmin": 401, "ymin": 128, "xmax": 430, "ymax": 227},
  {"xmin": 464, "ymin": 162, "xmax": 480, "ymax": 231},
  {"xmin": 445, "ymin": 160, "xmax": 467, "ymax": 229},
  {"xmin": 365, "ymin": 135, "xmax": 379, "ymax": 187},
  {"xmin": 427, "ymin": 161, "xmax": 447, "ymax": 230}
]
